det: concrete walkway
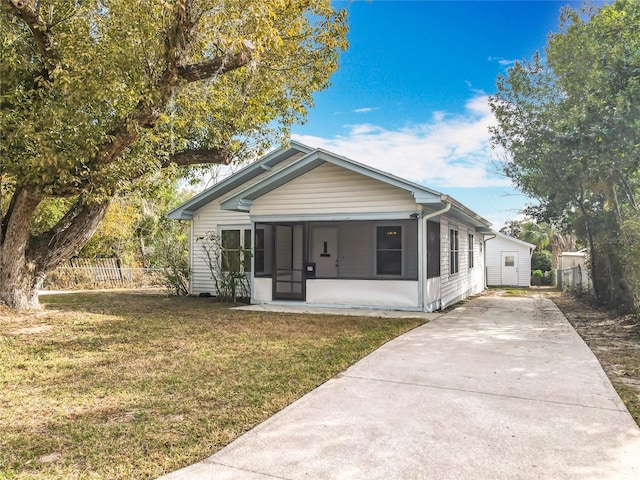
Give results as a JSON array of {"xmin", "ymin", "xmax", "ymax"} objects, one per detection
[{"xmin": 159, "ymin": 295, "xmax": 640, "ymax": 479}]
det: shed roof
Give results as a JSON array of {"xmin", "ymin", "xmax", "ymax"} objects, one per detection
[{"xmin": 487, "ymin": 232, "xmax": 536, "ymax": 250}]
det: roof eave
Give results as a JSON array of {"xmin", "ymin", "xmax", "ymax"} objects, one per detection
[{"xmin": 166, "ymin": 141, "xmax": 313, "ymax": 219}]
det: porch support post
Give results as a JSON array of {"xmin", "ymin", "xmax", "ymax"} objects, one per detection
[
  {"xmin": 250, "ymin": 221, "xmax": 255, "ymax": 304},
  {"xmin": 417, "ymin": 208, "xmax": 425, "ymax": 311}
]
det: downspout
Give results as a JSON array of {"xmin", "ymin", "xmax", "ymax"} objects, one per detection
[
  {"xmin": 483, "ymin": 233, "xmax": 497, "ymax": 289},
  {"xmin": 419, "ymin": 198, "xmax": 452, "ymax": 311}
]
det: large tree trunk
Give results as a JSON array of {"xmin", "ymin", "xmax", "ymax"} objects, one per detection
[
  {"xmin": 0, "ymin": 257, "xmax": 45, "ymax": 310},
  {"xmin": 0, "ymin": 187, "xmax": 43, "ymax": 310},
  {"xmin": 0, "ymin": 192, "xmax": 111, "ymax": 310}
]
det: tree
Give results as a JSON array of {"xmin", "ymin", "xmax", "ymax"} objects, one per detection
[
  {"xmin": 519, "ymin": 222, "xmax": 552, "ymax": 251},
  {"xmin": 490, "ymin": 0, "xmax": 640, "ymax": 311},
  {"xmin": 0, "ymin": 0, "xmax": 348, "ymax": 310}
]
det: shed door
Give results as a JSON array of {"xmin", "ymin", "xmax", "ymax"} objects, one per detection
[{"xmin": 501, "ymin": 251, "xmax": 519, "ymax": 286}]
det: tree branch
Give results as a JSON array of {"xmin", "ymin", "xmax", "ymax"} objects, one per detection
[
  {"xmin": 92, "ymin": 0, "xmax": 253, "ymax": 168},
  {"xmin": 2, "ymin": 0, "xmax": 57, "ymax": 84},
  {"xmin": 29, "ymin": 195, "xmax": 111, "ymax": 272},
  {"xmin": 0, "ymin": 185, "xmax": 43, "ymax": 247},
  {"xmin": 178, "ymin": 44, "xmax": 254, "ymax": 82},
  {"xmin": 164, "ymin": 148, "xmax": 231, "ymax": 167}
]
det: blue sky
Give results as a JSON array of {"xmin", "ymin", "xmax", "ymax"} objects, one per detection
[{"xmin": 290, "ymin": 0, "xmax": 606, "ymax": 230}]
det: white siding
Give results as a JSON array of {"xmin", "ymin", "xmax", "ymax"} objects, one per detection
[
  {"xmin": 485, "ymin": 235, "xmax": 532, "ymax": 287},
  {"xmin": 190, "ymin": 202, "xmax": 250, "ymax": 295},
  {"xmin": 251, "ymin": 162, "xmax": 418, "ymax": 216},
  {"xmin": 439, "ymin": 217, "xmax": 486, "ymax": 309}
]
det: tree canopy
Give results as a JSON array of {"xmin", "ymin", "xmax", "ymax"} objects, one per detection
[
  {"xmin": 0, "ymin": 0, "xmax": 348, "ymax": 309},
  {"xmin": 490, "ymin": 0, "xmax": 640, "ymax": 310}
]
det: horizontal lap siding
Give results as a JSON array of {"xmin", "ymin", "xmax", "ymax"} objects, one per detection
[
  {"xmin": 251, "ymin": 163, "xmax": 418, "ymax": 216},
  {"xmin": 191, "ymin": 206, "xmax": 251, "ymax": 296},
  {"xmin": 440, "ymin": 217, "xmax": 485, "ymax": 308}
]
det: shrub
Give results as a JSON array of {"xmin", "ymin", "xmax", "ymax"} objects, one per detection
[
  {"xmin": 153, "ymin": 231, "xmax": 190, "ymax": 296},
  {"xmin": 531, "ymin": 250, "xmax": 552, "ymax": 273},
  {"xmin": 531, "ymin": 269, "xmax": 544, "ymax": 286},
  {"xmin": 196, "ymin": 232, "xmax": 251, "ymax": 303}
]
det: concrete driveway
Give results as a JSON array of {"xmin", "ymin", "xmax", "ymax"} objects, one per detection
[{"xmin": 159, "ymin": 295, "xmax": 640, "ymax": 479}]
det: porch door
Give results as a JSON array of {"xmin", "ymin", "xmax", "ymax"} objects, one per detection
[
  {"xmin": 273, "ymin": 224, "xmax": 305, "ymax": 300},
  {"xmin": 311, "ymin": 227, "xmax": 338, "ymax": 277},
  {"xmin": 501, "ymin": 251, "xmax": 519, "ymax": 286}
]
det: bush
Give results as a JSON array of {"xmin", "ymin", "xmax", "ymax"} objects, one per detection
[
  {"xmin": 620, "ymin": 217, "xmax": 640, "ymax": 312},
  {"xmin": 196, "ymin": 232, "xmax": 251, "ymax": 303},
  {"xmin": 531, "ymin": 250, "xmax": 552, "ymax": 272},
  {"xmin": 154, "ymin": 238, "xmax": 190, "ymax": 296},
  {"xmin": 531, "ymin": 269, "xmax": 544, "ymax": 286}
]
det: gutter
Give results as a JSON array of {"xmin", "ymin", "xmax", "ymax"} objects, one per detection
[{"xmin": 422, "ymin": 197, "xmax": 452, "ymax": 222}]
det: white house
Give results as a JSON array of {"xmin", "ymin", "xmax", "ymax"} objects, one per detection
[
  {"xmin": 485, "ymin": 232, "xmax": 535, "ymax": 287},
  {"xmin": 168, "ymin": 142, "xmax": 493, "ymax": 312}
]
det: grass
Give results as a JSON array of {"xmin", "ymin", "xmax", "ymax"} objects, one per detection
[{"xmin": 0, "ymin": 291, "xmax": 425, "ymax": 480}]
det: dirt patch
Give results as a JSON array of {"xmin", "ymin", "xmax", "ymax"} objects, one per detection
[
  {"xmin": 8, "ymin": 324, "xmax": 54, "ymax": 335},
  {"xmin": 550, "ymin": 291, "xmax": 640, "ymax": 426}
]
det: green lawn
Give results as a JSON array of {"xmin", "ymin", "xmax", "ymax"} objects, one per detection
[{"xmin": 0, "ymin": 291, "xmax": 424, "ymax": 479}]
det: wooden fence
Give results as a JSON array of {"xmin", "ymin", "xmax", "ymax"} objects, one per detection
[{"xmin": 44, "ymin": 258, "xmax": 163, "ymax": 289}]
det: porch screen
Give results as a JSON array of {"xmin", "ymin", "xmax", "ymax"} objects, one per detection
[
  {"xmin": 254, "ymin": 224, "xmax": 272, "ymax": 276},
  {"xmin": 427, "ymin": 221, "xmax": 440, "ymax": 278}
]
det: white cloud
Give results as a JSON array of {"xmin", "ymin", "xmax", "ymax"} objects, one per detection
[
  {"xmin": 352, "ymin": 107, "xmax": 376, "ymax": 113},
  {"xmin": 488, "ymin": 56, "xmax": 517, "ymax": 67},
  {"xmin": 293, "ymin": 95, "xmax": 511, "ymax": 189}
]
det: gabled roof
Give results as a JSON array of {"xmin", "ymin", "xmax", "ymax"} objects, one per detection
[
  {"xmin": 168, "ymin": 141, "xmax": 493, "ymax": 232},
  {"xmin": 167, "ymin": 141, "xmax": 312, "ymax": 220},
  {"xmin": 220, "ymin": 147, "xmax": 443, "ymax": 209},
  {"xmin": 487, "ymin": 232, "xmax": 536, "ymax": 250}
]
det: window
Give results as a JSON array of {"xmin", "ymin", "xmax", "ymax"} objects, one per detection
[
  {"xmin": 449, "ymin": 228, "xmax": 459, "ymax": 274},
  {"xmin": 468, "ymin": 233, "xmax": 474, "ymax": 269},
  {"xmin": 505, "ymin": 256, "xmax": 515, "ymax": 267},
  {"xmin": 220, "ymin": 227, "xmax": 252, "ymax": 272},
  {"xmin": 376, "ymin": 226, "xmax": 402, "ymax": 275}
]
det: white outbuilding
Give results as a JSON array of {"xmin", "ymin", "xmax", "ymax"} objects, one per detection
[{"xmin": 485, "ymin": 232, "xmax": 535, "ymax": 287}]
